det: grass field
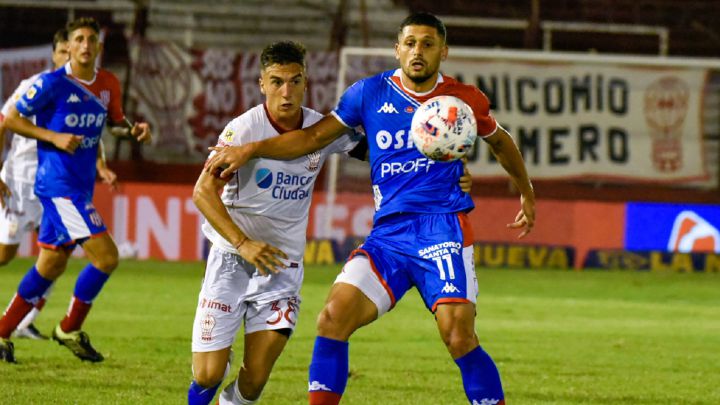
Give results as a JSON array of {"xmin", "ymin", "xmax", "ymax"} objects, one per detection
[{"xmin": 0, "ymin": 258, "xmax": 719, "ymax": 404}]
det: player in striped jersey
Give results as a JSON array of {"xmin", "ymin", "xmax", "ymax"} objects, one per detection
[
  {"xmin": 0, "ymin": 17, "xmax": 150, "ymax": 364},
  {"xmin": 205, "ymin": 13, "xmax": 534, "ymax": 405}
]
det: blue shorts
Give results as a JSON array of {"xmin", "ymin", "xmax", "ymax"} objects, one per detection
[
  {"xmin": 350, "ymin": 212, "xmax": 477, "ymax": 313},
  {"xmin": 37, "ymin": 194, "xmax": 107, "ymax": 250}
]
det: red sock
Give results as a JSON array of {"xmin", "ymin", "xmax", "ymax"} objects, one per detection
[
  {"xmin": 308, "ymin": 392, "xmax": 342, "ymax": 405},
  {"xmin": 35, "ymin": 297, "xmax": 47, "ymax": 311},
  {"xmin": 59, "ymin": 297, "xmax": 92, "ymax": 333},
  {"xmin": 0, "ymin": 294, "xmax": 34, "ymax": 338}
]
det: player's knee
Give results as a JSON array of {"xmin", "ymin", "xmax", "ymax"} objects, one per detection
[
  {"xmin": 93, "ymin": 253, "xmax": 119, "ymax": 273},
  {"xmin": 193, "ymin": 366, "xmax": 225, "ymax": 389},
  {"xmin": 441, "ymin": 329, "xmax": 478, "ymax": 358},
  {"xmin": 316, "ymin": 302, "xmax": 354, "ymax": 340},
  {"xmin": 238, "ymin": 368, "xmax": 268, "ymax": 400},
  {"xmin": 0, "ymin": 246, "xmax": 18, "ymax": 266},
  {"xmin": 0, "ymin": 256, "xmax": 13, "ymax": 266}
]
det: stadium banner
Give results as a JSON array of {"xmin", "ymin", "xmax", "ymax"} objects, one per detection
[
  {"xmin": 17, "ymin": 185, "xmax": 625, "ymax": 266},
  {"xmin": 440, "ymin": 58, "xmax": 709, "ymax": 183},
  {"xmin": 0, "ymin": 44, "xmax": 52, "ymax": 103},
  {"xmin": 583, "ymin": 249, "xmax": 720, "ymax": 272},
  {"xmin": 625, "ymin": 202, "xmax": 720, "ymax": 253}
]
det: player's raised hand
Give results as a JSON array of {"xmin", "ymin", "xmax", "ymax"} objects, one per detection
[
  {"xmin": 53, "ymin": 133, "xmax": 83, "ymax": 153},
  {"xmin": 507, "ymin": 193, "xmax": 535, "ymax": 239},
  {"xmin": 205, "ymin": 145, "xmax": 255, "ymax": 179},
  {"xmin": 236, "ymin": 238, "xmax": 289, "ymax": 276},
  {"xmin": 0, "ymin": 179, "xmax": 11, "ymax": 209},
  {"xmin": 130, "ymin": 122, "xmax": 152, "ymax": 144}
]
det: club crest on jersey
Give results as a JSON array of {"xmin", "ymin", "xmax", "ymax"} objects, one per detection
[
  {"xmin": 306, "ymin": 151, "xmax": 321, "ymax": 171},
  {"xmin": 99, "ymin": 90, "xmax": 110, "ymax": 107}
]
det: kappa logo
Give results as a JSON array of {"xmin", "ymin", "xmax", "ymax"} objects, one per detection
[
  {"xmin": 473, "ymin": 399, "xmax": 501, "ymax": 405},
  {"xmin": 668, "ymin": 210, "xmax": 720, "ymax": 253},
  {"xmin": 308, "ymin": 381, "xmax": 332, "ymax": 392},
  {"xmin": 67, "ymin": 93, "xmax": 81, "ymax": 103},
  {"xmin": 441, "ymin": 282, "xmax": 460, "ymax": 294},
  {"xmin": 377, "ymin": 102, "xmax": 399, "ymax": 114}
]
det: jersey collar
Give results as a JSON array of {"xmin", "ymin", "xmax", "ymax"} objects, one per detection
[
  {"xmin": 64, "ymin": 62, "xmax": 98, "ymax": 85},
  {"xmin": 392, "ymin": 68, "xmax": 443, "ymax": 97},
  {"xmin": 263, "ymin": 103, "xmax": 304, "ymax": 133}
]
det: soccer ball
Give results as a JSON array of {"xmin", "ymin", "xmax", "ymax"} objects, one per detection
[{"xmin": 410, "ymin": 95, "xmax": 477, "ymax": 162}]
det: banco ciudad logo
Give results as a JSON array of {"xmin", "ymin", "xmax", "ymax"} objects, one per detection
[{"xmin": 255, "ymin": 168, "xmax": 273, "ymax": 189}]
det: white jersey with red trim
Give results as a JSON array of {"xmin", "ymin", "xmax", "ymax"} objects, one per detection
[
  {"xmin": 202, "ymin": 104, "xmax": 359, "ymax": 262},
  {"xmin": 1, "ymin": 73, "xmax": 41, "ymax": 184}
]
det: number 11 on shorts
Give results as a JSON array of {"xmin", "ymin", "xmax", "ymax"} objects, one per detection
[{"xmin": 432, "ymin": 254, "xmax": 455, "ymax": 280}]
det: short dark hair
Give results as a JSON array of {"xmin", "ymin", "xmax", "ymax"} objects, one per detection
[
  {"xmin": 66, "ymin": 17, "xmax": 101, "ymax": 36},
  {"xmin": 260, "ymin": 41, "xmax": 307, "ymax": 70},
  {"xmin": 52, "ymin": 28, "xmax": 68, "ymax": 51},
  {"xmin": 398, "ymin": 12, "xmax": 447, "ymax": 43}
]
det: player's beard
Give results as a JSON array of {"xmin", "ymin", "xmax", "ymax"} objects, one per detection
[{"xmin": 403, "ymin": 63, "xmax": 437, "ymax": 85}]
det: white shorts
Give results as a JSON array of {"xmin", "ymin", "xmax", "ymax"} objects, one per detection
[
  {"xmin": 191, "ymin": 246, "xmax": 302, "ymax": 352},
  {"xmin": 0, "ymin": 179, "xmax": 41, "ymax": 245}
]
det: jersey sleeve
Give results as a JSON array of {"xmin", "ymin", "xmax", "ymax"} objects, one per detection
[
  {"xmin": 15, "ymin": 73, "xmax": 54, "ymax": 117},
  {"xmin": 106, "ymin": 73, "xmax": 125, "ymax": 124},
  {"xmin": 467, "ymin": 87, "xmax": 497, "ymax": 138},
  {"xmin": 331, "ymin": 79, "xmax": 365, "ymax": 128},
  {"xmin": 2, "ymin": 78, "xmax": 31, "ymax": 116},
  {"xmin": 325, "ymin": 128, "xmax": 363, "ymax": 156}
]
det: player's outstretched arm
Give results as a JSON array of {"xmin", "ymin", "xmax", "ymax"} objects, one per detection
[
  {"xmin": 192, "ymin": 169, "xmax": 288, "ymax": 275},
  {"xmin": 205, "ymin": 115, "xmax": 347, "ymax": 178},
  {"xmin": 483, "ymin": 126, "xmax": 535, "ymax": 238},
  {"xmin": 4, "ymin": 105, "xmax": 82, "ymax": 153}
]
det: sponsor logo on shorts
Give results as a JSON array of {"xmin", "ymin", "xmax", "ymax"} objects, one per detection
[
  {"xmin": 441, "ymin": 282, "xmax": 460, "ymax": 294},
  {"xmin": 200, "ymin": 298, "xmax": 233, "ymax": 313}
]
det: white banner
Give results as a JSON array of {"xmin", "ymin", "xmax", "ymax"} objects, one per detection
[
  {"xmin": 442, "ymin": 58, "xmax": 709, "ymax": 182},
  {"xmin": 0, "ymin": 44, "xmax": 52, "ymax": 103}
]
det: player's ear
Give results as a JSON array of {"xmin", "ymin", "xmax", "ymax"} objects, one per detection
[
  {"xmin": 394, "ymin": 42, "xmax": 400, "ymax": 60},
  {"xmin": 258, "ymin": 77, "xmax": 265, "ymax": 95},
  {"xmin": 441, "ymin": 44, "xmax": 448, "ymax": 61}
]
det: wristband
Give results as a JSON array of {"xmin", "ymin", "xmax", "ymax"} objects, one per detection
[{"xmin": 235, "ymin": 238, "xmax": 248, "ymax": 250}]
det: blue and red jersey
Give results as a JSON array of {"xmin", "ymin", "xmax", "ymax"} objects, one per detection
[
  {"xmin": 15, "ymin": 62, "xmax": 124, "ymax": 198},
  {"xmin": 332, "ymin": 69, "xmax": 497, "ymax": 223}
]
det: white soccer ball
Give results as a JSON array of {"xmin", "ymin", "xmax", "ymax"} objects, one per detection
[{"xmin": 410, "ymin": 95, "xmax": 477, "ymax": 162}]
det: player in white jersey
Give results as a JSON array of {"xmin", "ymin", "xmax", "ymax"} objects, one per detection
[
  {"xmin": 205, "ymin": 13, "xmax": 534, "ymax": 405},
  {"xmin": 188, "ymin": 41, "xmax": 363, "ymax": 405},
  {"xmin": 0, "ymin": 28, "xmax": 118, "ymax": 341}
]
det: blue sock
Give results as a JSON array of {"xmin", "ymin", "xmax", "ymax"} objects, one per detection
[
  {"xmin": 17, "ymin": 266, "xmax": 53, "ymax": 303},
  {"xmin": 455, "ymin": 345, "xmax": 505, "ymax": 404},
  {"xmin": 74, "ymin": 264, "xmax": 110, "ymax": 303},
  {"xmin": 308, "ymin": 336, "xmax": 349, "ymax": 395},
  {"xmin": 187, "ymin": 380, "xmax": 220, "ymax": 405}
]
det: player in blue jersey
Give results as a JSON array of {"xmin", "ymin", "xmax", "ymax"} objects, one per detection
[
  {"xmin": 0, "ymin": 28, "xmax": 119, "ymax": 342},
  {"xmin": 0, "ymin": 17, "xmax": 150, "ymax": 364},
  {"xmin": 206, "ymin": 12, "xmax": 533, "ymax": 405}
]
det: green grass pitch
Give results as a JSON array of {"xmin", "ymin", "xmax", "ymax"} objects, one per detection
[{"xmin": 0, "ymin": 258, "xmax": 718, "ymax": 404}]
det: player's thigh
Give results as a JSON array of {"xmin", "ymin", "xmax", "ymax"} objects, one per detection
[
  {"xmin": 81, "ymin": 232, "xmax": 119, "ymax": 272},
  {"xmin": 0, "ymin": 244, "xmax": 19, "ymax": 266},
  {"xmin": 192, "ymin": 347, "xmax": 233, "ymax": 386},
  {"xmin": 192, "ymin": 248, "xmax": 250, "ymax": 354},
  {"xmin": 241, "ymin": 329, "xmax": 289, "ymax": 379},
  {"xmin": 35, "ymin": 247, "xmax": 72, "ymax": 279}
]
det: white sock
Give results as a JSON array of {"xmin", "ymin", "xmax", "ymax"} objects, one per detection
[
  {"xmin": 218, "ymin": 379, "xmax": 259, "ymax": 404},
  {"xmin": 17, "ymin": 284, "xmax": 54, "ymax": 330},
  {"xmin": 17, "ymin": 308, "xmax": 40, "ymax": 330}
]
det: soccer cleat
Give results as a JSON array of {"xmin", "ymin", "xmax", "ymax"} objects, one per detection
[
  {"xmin": 13, "ymin": 324, "xmax": 49, "ymax": 340},
  {"xmin": 0, "ymin": 339, "xmax": 16, "ymax": 363},
  {"xmin": 51, "ymin": 324, "xmax": 104, "ymax": 362}
]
